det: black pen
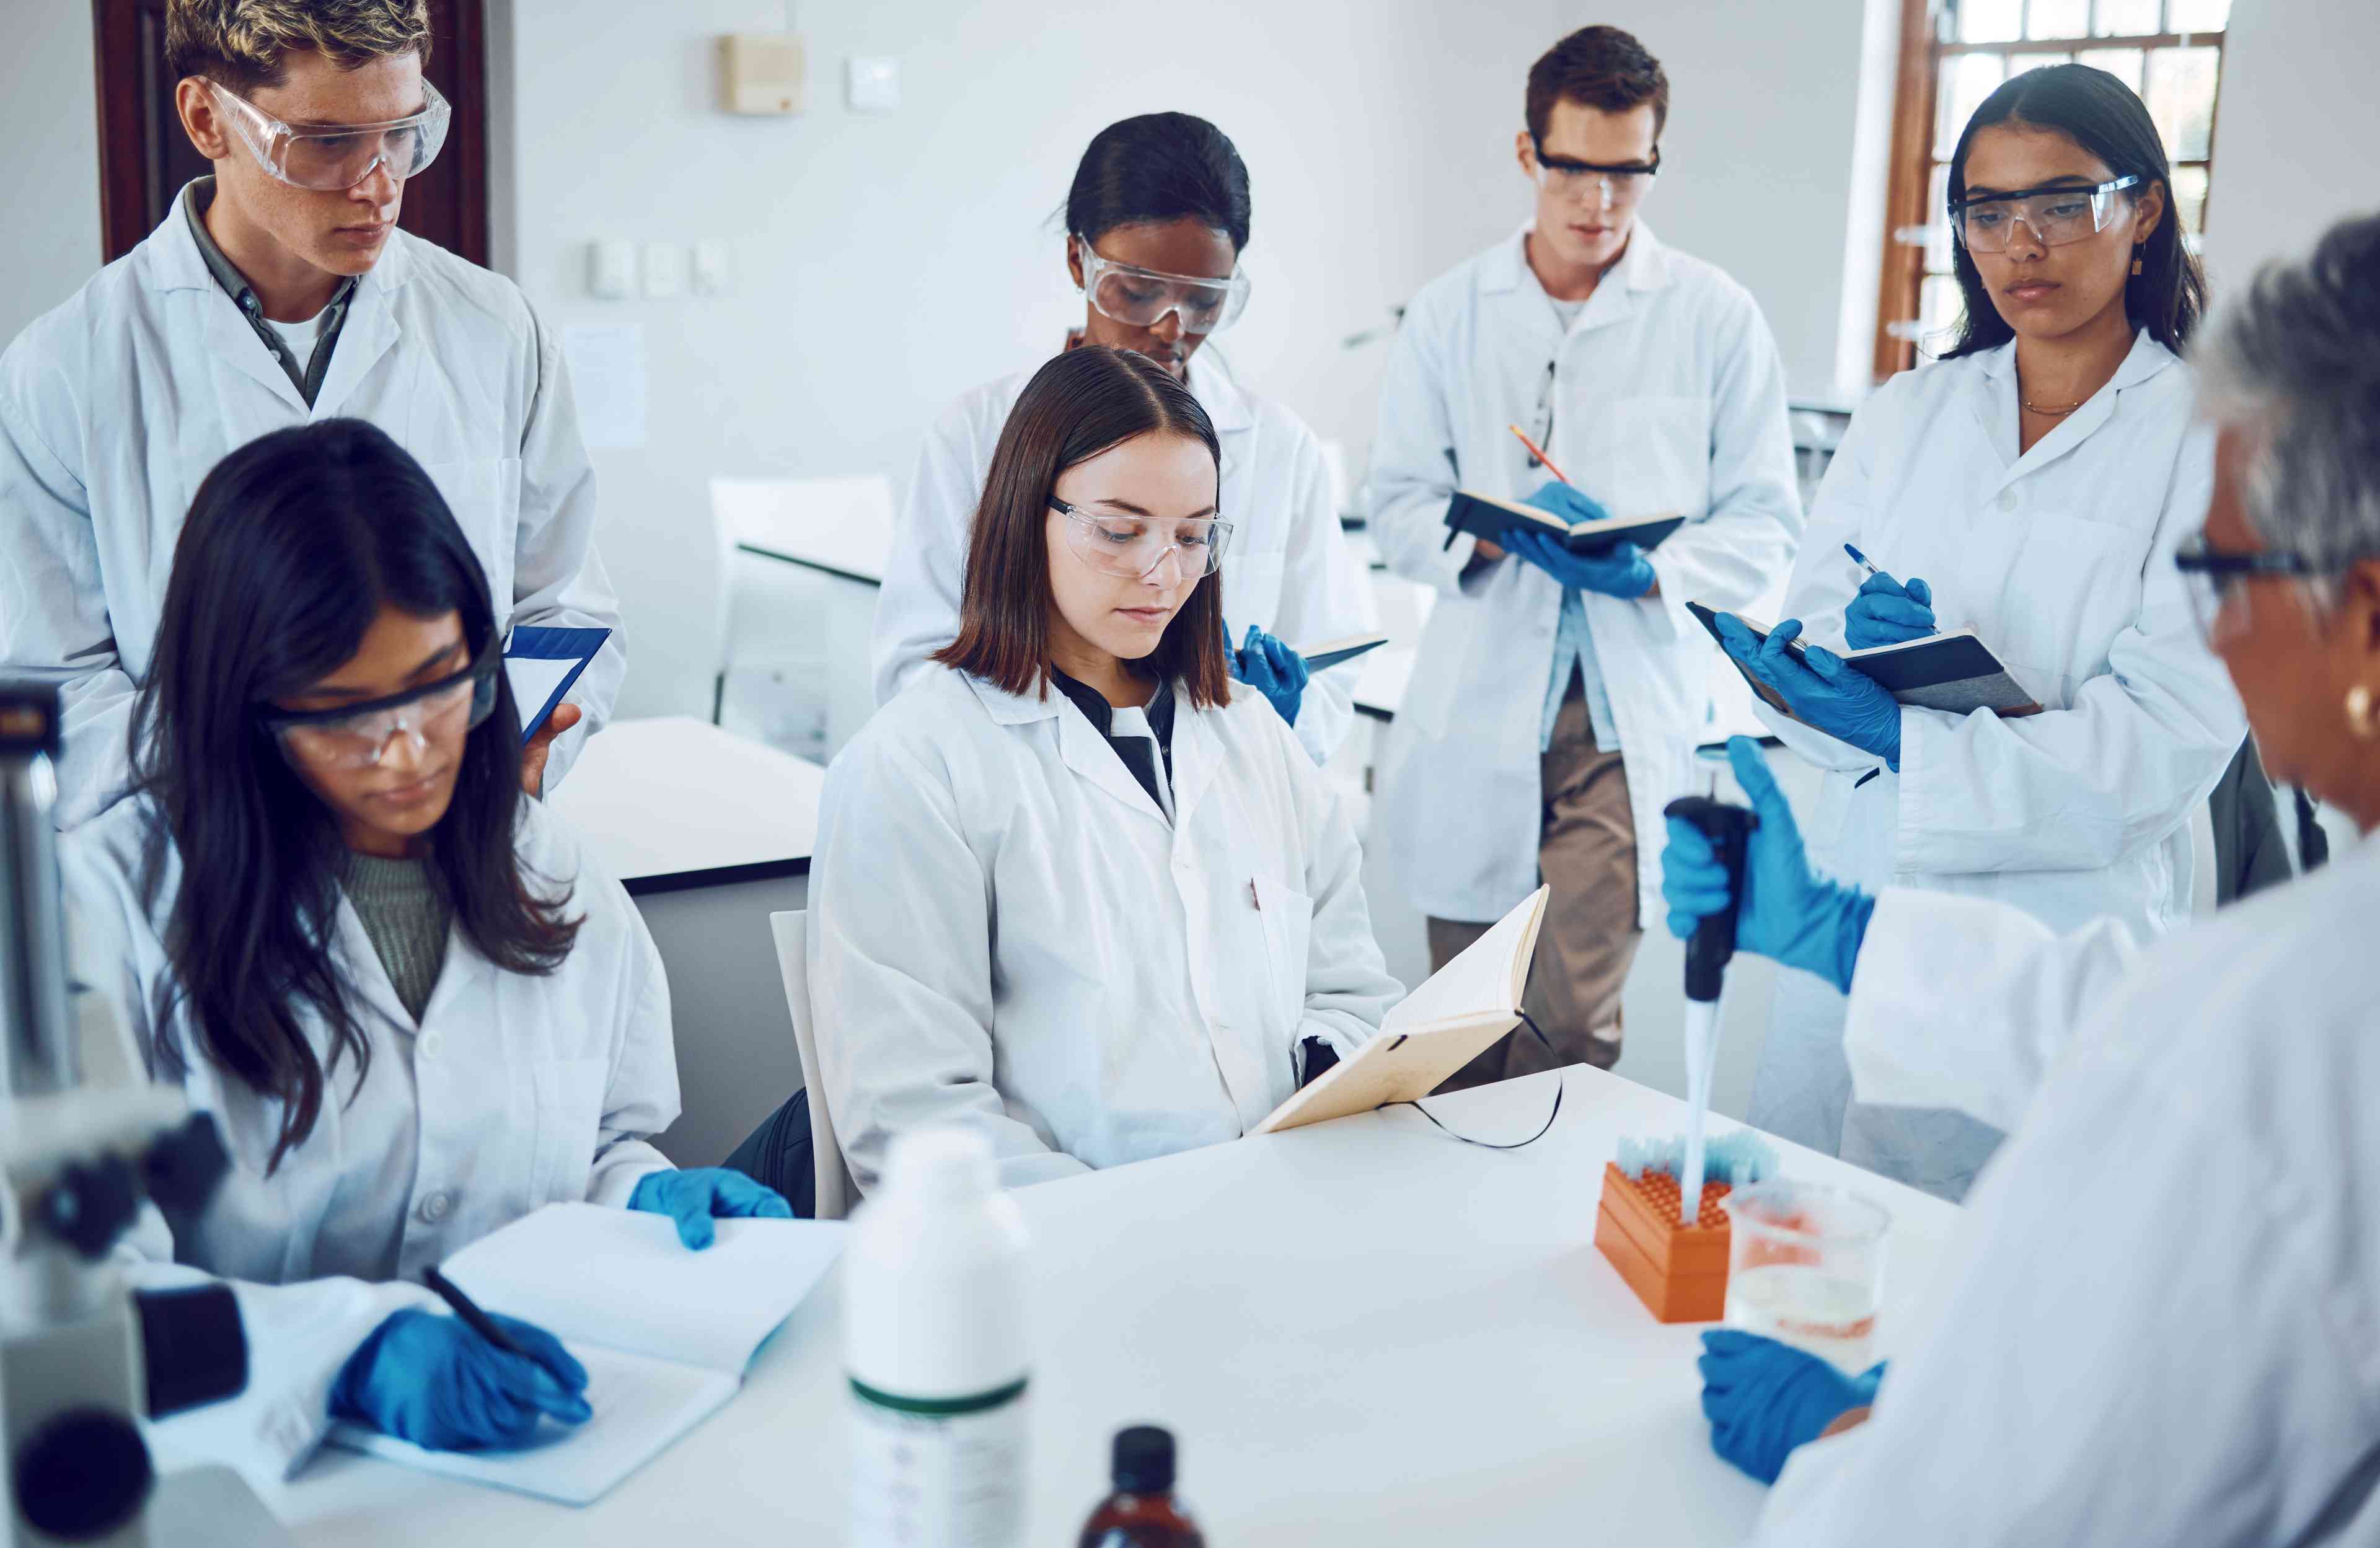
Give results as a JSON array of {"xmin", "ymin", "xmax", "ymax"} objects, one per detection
[{"xmin": 423, "ymin": 1264, "xmax": 570, "ymax": 1385}]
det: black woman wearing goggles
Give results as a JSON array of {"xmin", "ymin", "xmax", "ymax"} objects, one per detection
[
  {"xmin": 875, "ymin": 112, "xmax": 1374, "ymax": 766},
  {"xmin": 2, "ymin": 0, "xmax": 621, "ymax": 830},
  {"xmin": 61, "ymin": 420, "xmax": 785, "ymax": 1482},
  {"xmin": 1713, "ymin": 64, "xmax": 2246, "ymax": 1203}
]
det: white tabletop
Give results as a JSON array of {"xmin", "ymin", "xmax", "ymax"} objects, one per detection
[
  {"xmin": 547, "ymin": 716, "xmax": 825, "ymax": 893},
  {"xmin": 268, "ymin": 1066, "xmax": 1958, "ymax": 1546},
  {"xmin": 1354, "ymin": 645, "xmax": 1414, "ymax": 722}
]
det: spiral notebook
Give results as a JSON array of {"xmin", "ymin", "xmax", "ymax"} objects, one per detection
[{"xmin": 326, "ymin": 1203, "xmax": 845, "ymax": 1505}]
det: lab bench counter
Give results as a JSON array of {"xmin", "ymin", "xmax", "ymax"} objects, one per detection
[
  {"xmin": 548, "ymin": 717, "xmax": 824, "ymax": 1166},
  {"xmin": 265, "ymin": 1065, "xmax": 1960, "ymax": 1547}
]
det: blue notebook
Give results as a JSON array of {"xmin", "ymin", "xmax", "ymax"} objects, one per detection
[{"xmin": 505, "ymin": 626, "xmax": 610, "ymax": 744}]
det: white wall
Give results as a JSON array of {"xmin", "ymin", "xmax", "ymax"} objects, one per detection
[
  {"xmin": 0, "ymin": 6, "xmax": 103, "ymax": 345},
  {"xmin": 2199, "ymin": 0, "xmax": 2380, "ymax": 287}
]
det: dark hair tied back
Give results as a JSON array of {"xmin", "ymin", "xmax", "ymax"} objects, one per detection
[{"xmin": 1064, "ymin": 112, "xmax": 1252, "ymax": 252}]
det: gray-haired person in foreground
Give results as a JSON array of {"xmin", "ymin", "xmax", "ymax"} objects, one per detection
[{"xmin": 1664, "ymin": 210, "xmax": 2380, "ymax": 1544}]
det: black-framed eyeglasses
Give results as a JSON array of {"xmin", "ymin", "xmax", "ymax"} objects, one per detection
[
  {"xmin": 256, "ymin": 648, "xmax": 501, "ymax": 767},
  {"xmin": 2174, "ymin": 537, "xmax": 2330, "ymax": 642}
]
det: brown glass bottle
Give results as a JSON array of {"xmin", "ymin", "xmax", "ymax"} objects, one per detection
[{"xmin": 1077, "ymin": 1426, "xmax": 1205, "ymax": 1547}]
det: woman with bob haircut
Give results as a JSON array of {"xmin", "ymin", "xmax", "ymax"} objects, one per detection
[
  {"xmin": 811, "ymin": 346, "xmax": 1400, "ymax": 1192},
  {"xmin": 66, "ymin": 419, "xmax": 785, "ymax": 1480}
]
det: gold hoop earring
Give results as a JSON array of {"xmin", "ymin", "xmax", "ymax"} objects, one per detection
[
  {"xmin": 2131, "ymin": 244, "xmax": 2144, "ymax": 277},
  {"xmin": 2349, "ymin": 684, "xmax": 2379, "ymax": 741}
]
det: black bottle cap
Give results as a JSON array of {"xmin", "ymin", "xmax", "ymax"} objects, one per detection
[{"xmin": 1112, "ymin": 1425, "xmax": 1176, "ymax": 1494}]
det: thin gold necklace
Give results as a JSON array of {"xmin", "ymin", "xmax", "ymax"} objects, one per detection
[{"xmin": 2022, "ymin": 394, "xmax": 2087, "ymax": 416}]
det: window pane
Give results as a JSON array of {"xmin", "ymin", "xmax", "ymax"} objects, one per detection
[
  {"xmin": 2146, "ymin": 46, "xmax": 2221, "ymax": 160},
  {"xmin": 1960, "ymin": 0, "xmax": 2024, "ymax": 43},
  {"xmin": 2167, "ymin": 0, "xmax": 2231, "ymax": 30},
  {"xmin": 2171, "ymin": 163, "xmax": 2210, "ymax": 232},
  {"xmin": 1927, "ymin": 163, "xmax": 1955, "ymax": 272},
  {"xmin": 2025, "ymin": 51, "xmax": 2075, "ymax": 67},
  {"xmin": 1936, "ymin": 53, "xmax": 2009, "ymax": 159},
  {"xmin": 1920, "ymin": 275, "xmax": 1967, "ymax": 357},
  {"xmin": 2093, "ymin": 0, "xmax": 2160, "ymax": 35},
  {"xmin": 2026, "ymin": 0, "xmax": 2091, "ymax": 38},
  {"xmin": 2076, "ymin": 46, "xmax": 2145, "ymax": 90}
]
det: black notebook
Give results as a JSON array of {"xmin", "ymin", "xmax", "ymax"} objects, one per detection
[
  {"xmin": 1296, "ymin": 633, "xmax": 1391, "ymax": 673},
  {"xmin": 1443, "ymin": 489, "xmax": 1686, "ymax": 556},
  {"xmin": 1687, "ymin": 603, "xmax": 2043, "ymax": 719}
]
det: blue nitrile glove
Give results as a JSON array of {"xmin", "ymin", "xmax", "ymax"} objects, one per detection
[
  {"xmin": 1228, "ymin": 623, "xmax": 1309, "ymax": 726},
  {"xmin": 1716, "ymin": 615, "xmax": 1903, "ymax": 770},
  {"xmin": 1507, "ymin": 484, "xmax": 1656, "ymax": 597},
  {"xmin": 1662, "ymin": 737, "xmax": 1874, "ymax": 993},
  {"xmin": 629, "ymin": 1167, "xmax": 794, "ymax": 1250},
  {"xmin": 1699, "ymin": 1330, "xmax": 1886, "ymax": 1485},
  {"xmin": 331, "ymin": 1308, "xmax": 591, "ymax": 1451},
  {"xmin": 1843, "ymin": 571, "xmax": 1937, "ymax": 650}
]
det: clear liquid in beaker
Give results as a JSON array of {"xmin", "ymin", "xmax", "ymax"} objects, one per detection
[{"xmin": 1724, "ymin": 1262, "xmax": 1879, "ymax": 1372}]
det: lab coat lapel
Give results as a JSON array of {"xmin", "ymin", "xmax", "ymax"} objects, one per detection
[
  {"xmin": 1985, "ymin": 331, "xmax": 2173, "ymax": 494},
  {"xmin": 313, "ymin": 240, "xmax": 407, "ymax": 420},
  {"xmin": 1055, "ymin": 692, "xmax": 1173, "ymax": 830},
  {"xmin": 328, "ymin": 892, "xmax": 429, "ymax": 1036},
  {"xmin": 1188, "ymin": 353, "xmax": 1251, "ymax": 491},
  {"xmin": 1168, "ymin": 701, "xmax": 1222, "ymax": 833},
  {"xmin": 201, "ymin": 289, "xmax": 309, "ymax": 413}
]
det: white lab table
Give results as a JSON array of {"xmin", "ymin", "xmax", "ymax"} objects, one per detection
[
  {"xmin": 732, "ymin": 530, "xmax": 886, "ymax": 760},
  {"xmin": 268, "ymin": 1066, "xmax": 1959, "ymax": 1546},
  {"xmin": 549, "ymin": 717, "xmax": 824, "ymax": 1166}
]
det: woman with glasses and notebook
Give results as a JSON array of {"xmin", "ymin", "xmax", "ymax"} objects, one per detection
[
  {"xmin": 814, "ymin": 347, "xmax": 1400, "ymax": 1192},
  {"xmin": 63, "ymin": 422, "xmax": 786, "ymax": 1481},
  {"xmin": 1711, "ymin": 64, "xmax": 2244, "ymax": 1202},
  {"xmin": 874, "ymin": 113, "xmax": 1374, "ymax": 765}
]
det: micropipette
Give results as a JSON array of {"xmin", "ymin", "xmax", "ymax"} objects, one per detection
[{"xmin": 1663, "ymin": 790, "xmax": 1755, "ymax": 1225}]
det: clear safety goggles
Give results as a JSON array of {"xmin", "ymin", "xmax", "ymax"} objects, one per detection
[
  {"xmin": 1950, "ymin": 175, "xmax": 2140, "ymax": 255},
  {"xmin": 258, "ymin": 649, "xmax": 499, "ymax": 768},
  {"xmin": 1051, "ymin": 496, "xmax": 1234, "ymax": 581},
  {"xmin": 1529, "ymin": 143, "xmax": 1660, "ymax": 209},
  {"xmin": 2174, "ymin": 534, "xmax": 2330, "ymax": 644},
  {"xmin": 1075, "ymin": 237, "xmax": 1251, "ymax": 336},
  {"xmin": 208, "ymin": 78, "xmax": 451, "ymax": 191}
]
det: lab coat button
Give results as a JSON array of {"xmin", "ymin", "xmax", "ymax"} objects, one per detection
[
  {"xmin": 416, "ymin": 1190, "xmax": 454, "ymax": 1225},
  {"xmin": 417, "ymin": 1031, "xmax": 443, "ymax": 1062},
  {"xmin": 1997, "ymin": 490, "xmax": 2019, "ymax": 513}
]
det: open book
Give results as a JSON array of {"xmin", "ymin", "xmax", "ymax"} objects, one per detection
[
  {"xmin": 327, "ymin": 1203, "xmax": 846, "ymax": 1505},
  {"xmin": 504, "ymin": 625, "xmax": 612, "ymax": 744},
  {"xmin": 1687, "ymin": 602, "xmax": 2043, "ymax": 719},
  {"xmin": 1297, "ymin": 632, "xmax": 1391, "ymax": 673},
  {"xmin": 1443, "ymin": 489, "xmax": 1686, "ymax": 556},
  {"xmin": 1257, "ymin": 886, "xmax": 1549, "ymax": 1133}
]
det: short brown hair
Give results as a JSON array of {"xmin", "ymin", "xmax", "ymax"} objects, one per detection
[
  {"xmin": 165, "ymin": 0, "xmax": 432, "ymax": 94},
  {"xmin": 1526, "ymin": 25, "xmax": 1668, "ymax": 145},
  {"xmin": 935, "ymin": 348, "xmax": 1232, "ymax": 708}
]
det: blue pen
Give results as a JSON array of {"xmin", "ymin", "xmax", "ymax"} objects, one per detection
[{"xmin": 1843, "ymin": 542, "xmax": 1881, "ymax": 581}]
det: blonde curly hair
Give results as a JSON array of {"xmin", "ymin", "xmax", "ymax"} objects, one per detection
[{"xmin": 165, "ymin": 0, "xmax": 432, "ymax": 93}]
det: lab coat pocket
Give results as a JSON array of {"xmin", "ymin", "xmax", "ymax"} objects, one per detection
[
  {"xmin": 1595, "ymin": 397, "xmax": 1712, "ymax": 519},
  {"xmin": 416, "ymin": 457, "xmax": 526, "ymax": 594},
  {"xmin": 529, "ymin": 1055, "xmax": 609, "ymax": 1206},
  {"xmin": 1250, "ymin": 873, "xmax": 1316, "ymax": 1042}
]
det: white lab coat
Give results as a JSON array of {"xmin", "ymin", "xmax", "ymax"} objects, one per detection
[
  {"xmin": 1752, "ymin": 832, "xmax": 2380, "ymax": 1546},
  {"xmin": 871, "ymin": 349, "xmax": 1376, "ymax": 765},
  {"xmin": 1367, "ymin": 222, "xmax": 1802, "ymax": 928},
  {"xmin": 0, "ymin": 187, "xmax": 623, "ymax": 828},
  {"xmin": 810, "ymin": 664, "xmax": 1401, "ymax": 1192},
  {"xmin": 1747, "ymin": 330, "xmax": 2244, "ymax": 1198},
  {"xmin": 62, "ymin": 796, "xmax": 678, "ymax": 1484}
]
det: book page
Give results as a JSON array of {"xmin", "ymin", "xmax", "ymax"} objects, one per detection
[
  {"xmin": 503, "ymin": 656, "xmax": 576, "ymax": 734},
  {"xmin": 1385, "ymin": 886, "xmax": 1548, "ymax": 1034},
  {"xmin": 327, "ymin": 1344, "xmax": 738, "ymax": 1506},
  {"xmin": 441, "ymin": 1204, "xmax": 847, "ymax": 1376}
]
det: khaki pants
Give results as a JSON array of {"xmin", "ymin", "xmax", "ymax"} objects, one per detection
[{"xmin": 1429, "ymin": 684, "xmax": 1641, "ymax": 1088}]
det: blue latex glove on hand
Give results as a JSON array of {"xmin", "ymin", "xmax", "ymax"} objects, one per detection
[
  {"xmin": 1227, "ymin": 623, "xmax": 1309, "ymax": 726},
  {"xmin": 628, "ymin": 1167, "xmax": 793, "ymax": 1250},
  {"xmin": 1699, "ymin": 1330, "xmax": 1885, "ymax": 1485},
  {"xmin": 1507, "ymin": 483, "xmax": 1657, "ymax": 597},
  {"xmin": 1717, "ymin": 615, "xmax": 1903, "ymax": 770},
  {"xmin": 332, "ymin": 1308, "xmax": 591, "ymax": 1451},
  {"xmin": 1662, "ymin": 737, "xmax": 1874, "ymax": 993},
  {"xmin": 1843, "ymin": 571, "xmax": 1936, "ymax": 651}
]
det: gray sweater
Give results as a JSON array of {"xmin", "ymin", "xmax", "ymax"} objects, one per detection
[{"xmin": 342, "ymin": 851, "xmax": 452, "ymax": 1023}]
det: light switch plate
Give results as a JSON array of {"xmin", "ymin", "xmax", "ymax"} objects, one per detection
[
  {"xmin": 692, "ymin": 239, "xmax": 733, "ymax": 296},
  {"xmin": 845, "ymin": 56, "xmax": 900, "ymax": 112},
  {"xmin": 642, "ymin": 241, "xmax": 689, "ymax": 299},
  {"xmin": 587, "ymin": 239, "xmax": 636, "ymax": 299}
]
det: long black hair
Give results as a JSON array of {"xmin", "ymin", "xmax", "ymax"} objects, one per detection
[
  {"xmin": 1063, "ymin": 112, "xmax": 1252, "ymax": 252},
  {"xmin": 131, "ymin": 418, "xmax": 580, "ymax": 1170},
  {"xmin": 1941, "ymin": 63, "xmax": 2207, "ymax": 359}
]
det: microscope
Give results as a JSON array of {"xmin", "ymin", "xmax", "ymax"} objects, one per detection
[{"xmin": 1, "ymin": 682, "xmax": 291, "ymax": 1547}]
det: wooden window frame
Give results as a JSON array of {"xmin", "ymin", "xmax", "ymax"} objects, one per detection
[{"xmin": 1871, "ymin": 0, "xmax": 2227, "ymax": 381}]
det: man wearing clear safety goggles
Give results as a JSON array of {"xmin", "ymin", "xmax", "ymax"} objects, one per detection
[{"xmin": 0, "ymin": 0, "xmax": 625, "ymax": 827}]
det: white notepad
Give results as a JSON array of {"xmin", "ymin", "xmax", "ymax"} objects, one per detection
[{"xmin": 327, "ymin": 1203, "xmax": 846, "ymax": 1505}]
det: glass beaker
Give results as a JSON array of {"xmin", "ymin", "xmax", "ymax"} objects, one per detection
[{"xmin": 1721, "ymin": 1180, "xmax": 1892, "ymax": 1372}]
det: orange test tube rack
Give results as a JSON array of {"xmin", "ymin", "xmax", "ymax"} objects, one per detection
[{"xmin": 1593, "ymin": 1161, "xmax": 1733, "ymax": 1323}]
